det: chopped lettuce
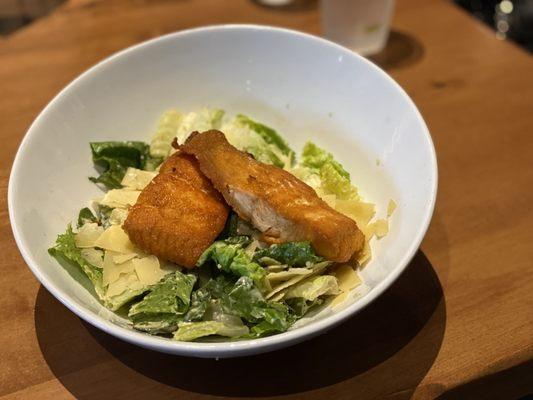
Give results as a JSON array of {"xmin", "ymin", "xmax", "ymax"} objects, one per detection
[
  {"xmin": 221, "ymin": 277, "xmax": 291, "ymax": 337},
  {"xmin": 77, "ymin": 207, "xmax": 98, "ymax": 228},
  {"xmin": 183, "ymin": 287, "xmax": 211, "ymax": 322},
  {"xmin": 285, "ymin": 297, "xmax": 323, "ymax": 318},
  {"xmin": 235, "ymin": 115, "xmax": 293, "ymax": 156},
  {"xmin": 197, "ymin": 237, "xmax": 268, "ymax": 292},
  {"xmin": 149, "ymin": 110, "xmax": 182, "ymax": 158},
  {"xmin": 49, "ymin": 225, "xmax": 106, "ymax": 298},
  {"xmin": 106, "ymin": 286, "xmax": 147, "ymax": 311},
  {"xmin": 128, "ymin": 271, "xmax": 196, "ymax": 333},
  {"xmin": 95, "ymin": 204, "xmax": 114, "ymax": 228},
  {"xmin": 173, "ymin": 320, "xmax": 248, "ymax": 342},
  {"xmin": 299, "ymin": 142, "xmax": 359, "ymax": 199},
  {"xmin": 175, "ymin": 108, "xmax": 225, "ymax": 144},
  {"xmin": 254, "ymin": 242, "xmax": 322, "ymax": 267},
  {"xmin": 301, "ymin": 142, "xmax": 350, "ymax": 179},
  {"xmin": 89, "ymin": 141, "xmax": 162, "ymax": 189},
  {"xmin": 320, "ymin": 162, "xmax": 358, "ymax": 200},
  {"xmin": 223, "ymin": 117, "xmax": 289, "ymax": 168}
]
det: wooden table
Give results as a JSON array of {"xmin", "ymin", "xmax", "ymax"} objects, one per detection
[{"xmin": 1, "ymin": 0, "xmax": 532, "ymax": 398}]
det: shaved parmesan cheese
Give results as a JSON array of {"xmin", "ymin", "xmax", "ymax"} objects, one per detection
[
  {"xmin": 285, "ymin": 275, "xmax": 340, "ymax": 300},
  {"xmin": 80, "ymin": 248, "xmax": 104, "ymax": 268},
  {"xmin": 266, "ymin": 264, "xmax": 287, "ymax": 272},
  {"xmin": 387, "ymin": 199, "xmax": 397, "ymax": 217},
  {"xmin": 259, "ymin": 257, "xmax": 282, "ymax": 266},
  {"xmin": 100, "ymin": 189, "xmax": 140, "ymax": 209},
  {"xmin": 357, "ymin": 239, "xmax": 372, "ymax": 265},
  {"xmin": 270, "ymin": 292, "xmax": 286, "ymax": 302},
  {"xmin": 121, "ymin": 168, "xmax": 156, "ymax": 190},
  {"xmin": 109, "ymin": 208, "xmax": 129, "ymax": 226},
  {"xmin": 336, "ymin": 200, "xmax": 376, "ymax": 226},
  {"xmin": 95, "ymin": 225, "xmax": 136, "ymax": 254},
  {"xmin": 103, "ymin": 251, "xmax": 135, "ymax": 286},
  {"xmin": 75, "ymin": 223, "xmax": 104, "ymax": 248},
  {"xmin": 331, "ymin": 264, "xmax": 362, "ymax": 307},
  {"xmin": 266, "ymin": 261, "xmax": 330, "ymax": 299},
  {"xmin": 133, "ymin": 256, "xmax": 169, "ymax": 286},
  {"xmin": 113, "ymin": 253, "xmax": 137, "ymax": 264},
  {"xmin": 371, "ymin": 219, "xmax": 389, "ymax": 238},
  {"xmin": 106, "ymin": 272, "xmax": 144, "ymax": 298}
]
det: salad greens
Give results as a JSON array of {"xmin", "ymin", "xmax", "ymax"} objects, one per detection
[
  {"xmin": 77, "ymin": 207, "xmax": 98, "ymax": 228},
  {"xmin": 49, "ymin": 108, "xmax": 372, "ymax": 343},
  {"xmin": 197, "ymin": 237, "xmax": 269, "ymax": 292},
  {"xmin": 129, "ymin": 271, "xmax": 196, "ymax": 333},
  {"xmin": 235, "ymin": 114, "xmax": 293, "ymax": 156},
  {"xmin": 254, "ymin": 242, "xmax": 323, "ymax": 267},
  {"xmin": 49, "ymin": 224, "xmax": 106, "ymax": 298},
  {"xmin": 89, "ymin": 141, "xmax": 162, "ymax": 189}
]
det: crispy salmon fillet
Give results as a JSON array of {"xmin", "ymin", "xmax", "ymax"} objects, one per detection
[
  {"xmin": 123, "ymin": 151, "xmax": 229, "ymax": 268},
  {"xmin": 181, "ymin": 130, "xmax": 364, "ymax": 262}
]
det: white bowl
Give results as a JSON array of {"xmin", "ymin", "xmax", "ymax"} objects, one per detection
[{"xmin": 8, "ymin": 25, "xmax": 437, "ymax": 358}]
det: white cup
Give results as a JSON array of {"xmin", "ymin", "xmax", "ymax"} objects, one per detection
[{"xmin": 321, "ymin": 0, "xmax": 396, "ymax": 56}]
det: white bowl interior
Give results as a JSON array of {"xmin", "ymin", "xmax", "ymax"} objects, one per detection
[{"xmin": 9, "ymin": 25, "xmax": 436, "ymax": 357}]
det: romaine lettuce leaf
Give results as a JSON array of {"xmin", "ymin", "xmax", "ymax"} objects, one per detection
[
  {"xmin": 253, "ymin": 242, "xmax": 322, "ymax": 267},
  {"xmin": 223, "ymin": 118, "xmax": 289, "ymax": 168},
  {"xmin": 89, "ymin": 141, "xmax": 162, "ymax": 189},
  {"xmin": 221, "ymin": 277, "xmax": 291, "ymax": 337},
  {"xmin": 183, "ymin": 287, "xmax": 211, "ymax": 322},
  {"xmin": 173, "ymin": 321, "xmax": 248, "ymax": 342},
  {"xmin": 128, "ymin": 271, "xmax": 196, "ymax": 333},
  {"xmin": 320, "ymin": 162, "xmax": 358, "ymax": 200},
  {"xmin": 77, "ymin": 207, "xmax": 98, "ymax": 228},
  {"xmin": 235, "ymin": 115, "xmax": 293, "ymax": 156},
  {"xmin": 301, "ymin": 142, "xmax": 350, "ymax": 179},
  {"xmin": 197, "ymin": 238, "xmax": 268, "ymax": 292},
  {"xmin": 96, "ymin": 204, "xmax": 114, "ymax": 228},
  {"xmin": 285, "ymin": 297, "xmax": 323, "ymax": 318},
  {"xmin": 149, "ymin": 110, "xmax": 182, "ymax": 158},
  {"xmin": 48, "ymin": 224, "xmax": 106, "ymax": 298},
  {"xmin": 175, "ymin": 108, "xmax": 225, "ymax": 144}
]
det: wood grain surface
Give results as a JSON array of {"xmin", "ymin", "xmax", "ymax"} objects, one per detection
[{"xmin": 1, "ymin": 0, "xmax": 532, "ymax": 399}]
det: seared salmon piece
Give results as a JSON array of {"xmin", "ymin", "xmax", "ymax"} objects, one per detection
[
  {"xmin": 181, "ymin": 130, "xmax": 364, "ymax": 262},
  {"xmin": 123, "ymin": 152, "xmax": 229, "ymax": 268}
]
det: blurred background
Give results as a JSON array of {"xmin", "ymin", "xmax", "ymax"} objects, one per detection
[{"xmin": 1, "ymin": 0, "xmax": 532, "ymax": 53}]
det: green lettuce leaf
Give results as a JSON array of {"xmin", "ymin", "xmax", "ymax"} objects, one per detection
[
  {"xmin": 197, "ymin": 238, "xmax": 267, "ymax": 292},
  {"xmin": 175, "ymin": 108, "xmax": 225, "ymax": 144},
  {"xmin": 95, "ymin": 204, "xmax": 113, "ymax": 228},
  {"xmin": 149, "ymin": 110, "xmax": 182, "ymax": 158},
  {"xmin": 221, "ymin": 277, "xmax": 291, "ymax": 337},
  {"xmin": 128, "ymin": 271, "xmax": 196, "ymax": 333},
  {"xmin": 236, "ymin": 115, "xmax": 293, "ymax": 156},
  {"xmin": 48, "ymin": 224, "xmax": 105, "ymax": 299},
  {"xmin": 319, "ymin": 162, "xmax": 358, "ymax": 200},
  {"xmin": 223, "ymin": 117, "xmax": 290, "ymax": 168},
  {"xmin": 173, "ymin": 321, "xmax": 248, "ymax": 342},
  {"xmin": 285, "ymin": 297, "xmax": 323, "ymax": 318},
  {"xmin": 77, "ymin": 207, "xmax": 98, "ymax": 228},
  {"xmin": 89, "ymin": 141, "xmax": 162, "ymax": 189},
  {"xmin": 301, "ymin": 142, "xmax": 350, "ymax": 179},
  {"xmin": 183, "ymin": 287, "xmax": 211, "ymax": 322},
  {"xmin": 253, "ymin": 242, "xmax": 322, "ymax": 267}
]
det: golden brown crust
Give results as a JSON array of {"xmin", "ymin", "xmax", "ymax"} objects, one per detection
[
  {"xmin": 182, "ymin": 130, "xmax": 364, "ymax": 262},
  {"xmin": 123, "ymin": 151, "xmax": 229, "ymax": 268}
]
